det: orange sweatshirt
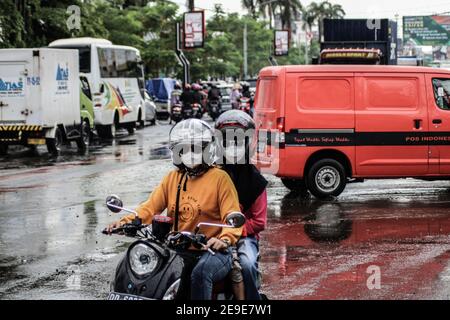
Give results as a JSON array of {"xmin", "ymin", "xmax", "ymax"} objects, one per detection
[{"xmin": 119, "ymin": 167, "xmax": 242, "ymax": 245}]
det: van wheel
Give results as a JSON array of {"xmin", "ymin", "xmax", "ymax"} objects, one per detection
[
  {"xmin": 126, "ymin": 124, "xmax": 135, "ymax": 135},
  {"xmin": 306, "ymin": 159, "xmax": 347, "ymax": 199},
  {"xmin": 46, "ymin": 127, "xmax": 63, "ymax": 157},
  {"xmin": 97, "ymin": 124, "xmax": 116, "ymax": 139},
  {"xmin": 137, "ymin": 110, "xmax": 144, "ymax": 129},
  {"xmin": 281, "ymin": 178, "xmax": 309, "ymax": 195},
  {"xmin": 0, "ymin": 144, "xmax": 8, "ymax": 156}
]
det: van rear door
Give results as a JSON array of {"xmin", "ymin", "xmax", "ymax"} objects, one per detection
[
  {"xmin": 0, "ymin": 63, "xmax": 27, "ymax": 123},
  {"xmin": 253, "ymin": 72, "xmax": 284, "ymax": 170}
]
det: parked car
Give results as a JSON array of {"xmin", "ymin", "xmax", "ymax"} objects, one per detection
[
  {"xmin": 244, "ymin": 78, "xmax": 257, "ymax": 94},
  {"xmin": 254, "ymin": 65, "xmax": 450, "ymax": 199},
  {"xmin": 218, "ymin": 84, "xmax": 233, "ymax": 112},
  {"xmin": 143, "ymin": 91, "xmax": 156, "ymax": 125},
  {"xmin": 0, "ymin": 48, "xmax": 86, "ymax": 156}
]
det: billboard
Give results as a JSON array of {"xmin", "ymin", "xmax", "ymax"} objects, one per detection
[
  {"xmin": 183, "ymin": 11, "xmax": 205, "ymax": 49},
  {"xmin": 274, "ymin": 30, "xmax": 289, "ymax": 56},
  {"xmin": 403, "ymin": 15, "xmax": 450, "ymax": 46}
]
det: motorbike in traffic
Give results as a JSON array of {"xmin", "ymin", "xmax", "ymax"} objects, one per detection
[
  {"xmin": 239, "ymin": 97, "xmax": 252, "ymax": 116},
  {"xmin": 208, "ymin": 99, "xmax": 221, "ymax": 121},
  {"xmin": 192, "ymin": 103, "xmax": 202, "ymax": 119},
  {"xmin": 102, "ymin": 195, "xmax": 247, "ymax": 300},
  {"xmin": 170, "ymin": 103, "xmax": 183, "ymax": 124}
]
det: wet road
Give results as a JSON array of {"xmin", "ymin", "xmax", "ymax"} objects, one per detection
[{"xmin": 1, "ymin": 121, "xmax": 450, "ymax": 300}]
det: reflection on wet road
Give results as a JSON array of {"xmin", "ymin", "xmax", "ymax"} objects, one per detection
[{"xmin": 1, "ymin": 123, "xmax": 450, "ymax": 299}]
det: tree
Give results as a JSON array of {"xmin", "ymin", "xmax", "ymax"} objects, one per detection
[
  {"xmin": 277, "ymin": 0, "xmax": 303, "ymax": 31},
  {"xmin": 258, "ymin": 0, "xmax": 277, "ymax": 29},
  {"xmin": 308, "ymin": 1, "xmax": 345, "ymax": 42},
  {"xmin": 241, "ymin": 0, "xmax": 259, "ymax": 19}
]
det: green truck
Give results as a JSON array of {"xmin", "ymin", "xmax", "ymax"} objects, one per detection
[{"xmin": 79, "ymin": 74, "xmax": 95, "ymax": 146}]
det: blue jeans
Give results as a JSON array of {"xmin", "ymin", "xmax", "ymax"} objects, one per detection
[
  {"xmin": 190, "ymin": 248, "xmax": 233, "ymax": 300},
  {"xmin": 237, "ymin": 236, "xmax": 261, "ymax": 300}
]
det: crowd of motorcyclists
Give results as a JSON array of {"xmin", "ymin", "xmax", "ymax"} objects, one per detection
[{"xmin": 169, "ymin": 81, "xmax": 255, "ymax": 123}]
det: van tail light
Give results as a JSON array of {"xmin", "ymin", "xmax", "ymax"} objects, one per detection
[
  {"xmin": 276, "ymin": 117, "xmax": 285, "ymax": 148},
  {"xmin": 276, "ymin": 117, "xmax": 285, "ymax": 132},
  {"xmin": 94, "ymin": 103, "xmax": 102, "ymax": 108}
]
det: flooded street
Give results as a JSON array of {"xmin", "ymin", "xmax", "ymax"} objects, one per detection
[{"xmin": 1, "ymin": 121, "xmax": 450, "ymax": 300}]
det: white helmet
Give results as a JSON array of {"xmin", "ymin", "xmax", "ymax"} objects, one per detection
[{"xmin": 169, "ymin": 119, "xmax": 217, "ymax": 175}]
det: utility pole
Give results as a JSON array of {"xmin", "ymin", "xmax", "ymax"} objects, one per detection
[
  {"xmin": 176, "ymin": 22, "xmax": 190, "ymax": 87},
  {"xmin": 243, "ymin": 23, "xmax": 248, "ymax": 79},
  {"xmin": 187, "ymin": 0, "xmax": 194, "ymax": 11}
]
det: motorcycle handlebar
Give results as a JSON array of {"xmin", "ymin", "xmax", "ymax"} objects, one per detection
[{"xmin": 102, "ymin": 227, "xmax": 124, "ymax": 235}]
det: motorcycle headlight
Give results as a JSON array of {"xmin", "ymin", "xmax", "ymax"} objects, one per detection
[
  {"xmin": 162, "ymin": 279, "xmax": 181, "ymax": 300},
  {"xmin": 129, "ymin": 243, "xmax": 159, "ymax": 277}
]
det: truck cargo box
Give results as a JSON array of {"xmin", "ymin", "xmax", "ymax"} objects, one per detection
[
  {"xmin": 321, "ymin": 19, "xmax": 398, "ymax": 65},
  {"xmin": 0, "ymin": 48, "xmax": 84, "ymax": 155}
]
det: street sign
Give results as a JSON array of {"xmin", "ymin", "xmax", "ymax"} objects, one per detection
[
  {"xmin": 274, "ymin": 30, "xmax": 289, "ymax": 56},
  {"xmin": 183, "ymin": 11, "xmax": 205, "ymax": 49},
  {"xmin": 403, "ymin": 15, "xmax": 450, "ymax": 46}
]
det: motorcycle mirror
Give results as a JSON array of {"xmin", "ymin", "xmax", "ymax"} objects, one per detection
[
  {"xmin": 105, "ymin": 195, "xmax": 124, "ymax": 213},
  {"xmin": 225, "ymin": 212, "xmax": 246, "ymax": 228}
]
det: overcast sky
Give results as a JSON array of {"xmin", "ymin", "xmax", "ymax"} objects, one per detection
[{"xmin": 172, "ymin": 0, "xmax": 450, "ymax": 22}]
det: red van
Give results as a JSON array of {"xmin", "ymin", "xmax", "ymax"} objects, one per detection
[{"xmin": 253, "ymin": 65, "xmax": 450, "ymax": 199}]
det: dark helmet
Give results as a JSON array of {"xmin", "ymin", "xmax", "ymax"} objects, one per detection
[
  {"xmin": 215, "ymin": 109, "xmax": 255, "ymax": 131},
  {"xmin": 169, "ymin": 119, "xmax": 217, "ymax": 176},
  {"xmin": 215, "ymin": 110, "xmax": 255, "ymax": 165}
]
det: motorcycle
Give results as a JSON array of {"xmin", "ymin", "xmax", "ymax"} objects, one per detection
[
  {"xmin": 192, "ymin": 103, "xmax": 202, "ymax": 119},
  {"xmin": 102, "ymin": 195, "xmax": 247, "ymax": 300},
  {"xmin": 181, "ymin": 103, "xmax": 194, "ymax": 120},
  {"xmin": 208, "ymin": 99, "xmax": 221, "ymax": 121},
  {"xmin": 239, "ymin": 97, "xmax": 252, "ymax": 116},
  {"xmin": 170, "ymin": 103, "xmax": 183, "ymax": 123}
]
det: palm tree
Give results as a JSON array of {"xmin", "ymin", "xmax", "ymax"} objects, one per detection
[
  {"xmin": 301, "ymin": 7, "xmax": 315, "ymax": 34},
  {"xmin": 241, "ymin": 0, "xmax": 259, "ymax": 19},
  {"xmin": 308, "ymin": 1, "xmax": 346, "ymax": 41},
  {"xmin": 277, "ymin": 0, "xmax": 303, "ymax": 31},
  {"xmin": 257, "ymin": 0, "xmax": 277, "ymax": 29}
]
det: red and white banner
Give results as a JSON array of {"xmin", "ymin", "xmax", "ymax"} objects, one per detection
[
  {"xmin": 183, "ymin": 11, "xmax": 205, "ymax": 49},
  {"xmin": 274, "ymin": 30, "xmax": 289, "ymax": 56}
]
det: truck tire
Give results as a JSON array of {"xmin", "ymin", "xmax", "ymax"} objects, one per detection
[
  {"xmin": 137, "ymin": 110, "xmax": 144, "ymax": 129},
  {"xmin": 281, "ymin": 178, "xmax": 309, "ymax": 195},
  {"xmin": 46, "ymin": 127, "xmax": 63, "ymax": 157},
  {"xmin": 97, "ymin": 124, "xmax": 116, "ymax": 139},
  {"xmin": 0, "ymin": 144, "xmax": 8, "ymax": 156},
  {"xmin": 76, "ymin": 120, "xmax": 90, "ymax": 151},
  {"xmin": 126, "ymin": 123, "xmax": 135, "ymax": 135},
  {"xmin": 306, "ymin": 159, "xmax": 347, "ymax": 199}
]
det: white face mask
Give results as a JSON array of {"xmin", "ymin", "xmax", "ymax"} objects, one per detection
[
  {"xmin": 224, "ymin": 144, "xmax": 246, "ymax": 164},
  {"xmin": 180, "ymin": 150, "xmax": 203, "ymax": 169}
]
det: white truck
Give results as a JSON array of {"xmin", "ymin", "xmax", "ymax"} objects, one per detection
[{"xmin": 0, "ymin": 48, "xmax": 86, "ymax": 156}]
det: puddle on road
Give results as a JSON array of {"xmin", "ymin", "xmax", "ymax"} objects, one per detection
[
  {"xmin": 149, "ymin": 143, "xmax": 171, "ymax": 160},
  {"xmin": 260, "ymin": 190, "xmax": 450, "ymax": 299}
]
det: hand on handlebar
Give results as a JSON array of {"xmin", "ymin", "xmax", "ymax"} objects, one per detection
[
  {"xmin": 104, "ymin": 220, "xmax": 123, "ymax": 235},
  {"xmin": 206, "ymin": 237, "xmax": 228, "ymax": 252}
]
